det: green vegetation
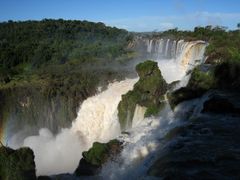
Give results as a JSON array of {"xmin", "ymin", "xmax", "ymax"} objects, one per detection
[
  {"xmin": 168, "ymin": 65, "xmax": 216, "ymax": 109},
  {"xmin": 144, "ymin": 104, "xmax": 164, "ymax": 117},
  {"xmin": 118, "ymin": 60, "xmax": 167, "ymax": 131},
  {"xmin": 0, "ymin": 146, "xmax": 36, "ymax": 180},
  {"xmin": 214, "ymin": 60, "xmax": 240, "ymax": 89},
  {"xmin": 0, "ymin": 19, "xmax": 135, "ymax": 132},
  {"xmin": 188, "ymin": 66, "xmax": 215, "ymax": 89},
  {"xmin": 0, "ymin": 19, "xmax": 131, "ymax": 69},
  {"xmin": 82, "ymin": 139, "xmax": 121, "ymax": 166},
  {"xmin": 75, "ymin": 139, "xmax": 122, "ymax": 176}
]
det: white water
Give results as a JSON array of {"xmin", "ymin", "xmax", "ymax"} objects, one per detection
[
  {"xmin": 165, "ymin": 39, "xmax": 170, "ymax": 56},
  {"xmin": 10, "ymin": 38, "xmax": 207, "ymax": 177},
  {"xmin": 144, "ymin": 38, "xmax": 207, "ymax": 85},
  {"xmin": 17, "ymin": 79, "xmax": 138, "ymax": 175},
  {"xmin": 154, "ymin": 40, "xmax": 206, "ymax": 85},
  {"xmin": 147, "ymin": 39, "xmax": 153, "ymax": 53},
  {"xmin": 101, "ymin": 97, "xmax": 177, "ymax": 179},
  {"xmin": 132, "ymin": 104, "xmax": 147, "ymax": 128},
  {"xmin": 100, "ymin": 39, "xmax": 208, "ymax": 179}
]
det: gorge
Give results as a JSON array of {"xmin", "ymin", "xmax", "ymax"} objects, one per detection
[
  {"xmin": 1, "ymin": 20, "xmax": 240, "ymax": 180},
  {"xmin": 5, "ymin": 36, "xmax": 207, "ymax": 177}
]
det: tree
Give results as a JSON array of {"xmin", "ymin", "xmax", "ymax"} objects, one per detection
[{"xmin": 237, "ymin": 23, "xmax": 240, "ymax": 29}]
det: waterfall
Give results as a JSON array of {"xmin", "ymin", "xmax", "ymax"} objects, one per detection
[
  {"xmin": 171, "ymin": 40, "xmax": 177, "ymax": 58},
  {"xmin": 140, "ymin": 38, "xmax": 207, "ymax": 83},
  {"xmin": 100, "ymin": 39, "xmax": 208, "ymax": 179},
  {"xmin": 12, "ymin": 79, "xmax": 138, "ymax": 176},
  {"xmin": 71, "ymin": 78, "xmax": 138, "ymax": 145},
  {"xmin": 101, "ymin": 95, "xmax": 177, "ymax": 180},
  {"xmin": 9, "ymin": 36, "xmax": 207, "ymax": 177},
  {"xmin": 164, "ymin": 39, "xmax": 170, "ymax": 57},
  {"xmin": 147, "ymin": 39, "xmax": 153, "ymax": 53},
  {"xmin": 142, "ymin": 38, "xmax": 207, "ymax": 71},
  {"xmin": 159, "ymin": 39, "xmax": 164, "ymax": 54},
  {"xmin": 132, "ymin": 105, "xmax": 147, "ymax": 128}
]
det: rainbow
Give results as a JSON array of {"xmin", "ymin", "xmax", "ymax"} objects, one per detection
[{"xmin": 0, "ymin": 118, "xmax": 8, "ymax": 146}]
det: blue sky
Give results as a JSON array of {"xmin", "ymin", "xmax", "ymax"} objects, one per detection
[{"xmin": 0, "ymin": 0, "xmax": 239, "ymax": 31}]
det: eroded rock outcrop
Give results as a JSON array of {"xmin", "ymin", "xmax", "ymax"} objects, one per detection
[
  {"xmin": 168, "ymin": 65, "xmax": 215, "ymax": 109},
  {"xmin": 118, "ymin": 60, "xmax": 167, "ymax": 131},
  {"xmin": 75, "ymin": 139, "xmax": 122, "ymax": 176}
]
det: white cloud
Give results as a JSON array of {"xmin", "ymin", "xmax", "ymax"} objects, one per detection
[{"xmin": 104, "ymin": 12, "xmax": 240, "ymax": 32}]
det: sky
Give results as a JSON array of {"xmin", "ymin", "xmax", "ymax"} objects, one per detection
[{"xmin": 0, "ymin": 0, "xmax": 239, "ymax": 32}]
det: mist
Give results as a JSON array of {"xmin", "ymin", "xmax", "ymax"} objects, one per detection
[
  {"xmin": 23, "ymin": 128, "xmax": 82, "ymax": 175},
  {"xmin": 10, "ymin": 79, "xmax": 137, "ymax": 176},
  {"xmin": 8, "ymin": 37, "xmax": 206, "ymax": 176}
]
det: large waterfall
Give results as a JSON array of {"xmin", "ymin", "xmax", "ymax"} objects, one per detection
[
  {"xmin": 99, "ymin": 38, "xmax": 208, "ymax": 179},
  {"xmin": 11, "ymin": 79, "xmax": 137, "ymax": 175},
  {"xmin": 9, "ymin": 37, "xmax": 207, "ymax": 177},
  {"xmin": 142, "ymin": 38, "xmax": 207, "ymax": 85},
  {"xmin": 101, "ymin": 97, "xmax": 176, "ymax": 179},
  {"xmin": 145, "ymin": 38, "xmax": 207, "ymax": 70}
]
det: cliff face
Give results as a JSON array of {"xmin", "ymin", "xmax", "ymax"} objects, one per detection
[
  {"xmin": 0, "ymin": 83, "xmax": 93, "ymax": 137},
  {"xmin": 118, "ymin": 60, "xmax": 167, "ymax": 131},
  {"xmin": 168, "ymin": 60, "xmax": 240, "ymax": 109}
]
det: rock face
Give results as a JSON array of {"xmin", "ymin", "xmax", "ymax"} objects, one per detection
[
  {"xmin": 118, "ymin": 60, "xmax": 167, "ymax": 131},
  {"xmin": 168, "ymin": 65, "xmax": 215, "ymax": 109},
  {"xmin": 75, "ymin": 139, "xmax": 122, "ymax": 176},
  {"xmin": 0, "ymin": 84, "xmax": 91, "ymax": 136},
  {"xmin": 0, "ymin": 146, "xmax": 36, "ymax": 180}
]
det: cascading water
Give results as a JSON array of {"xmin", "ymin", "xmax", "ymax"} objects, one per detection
[
  {"xmin": 100, "ymin": 96, "xmax": 179, "ymax": 179},
  {"xmin": 8, "ymin": 37, "xmax": 207, "ymax": 178},
  {"xmin": 146, "ymin": 38, "xmax": 207, "ymax": 85},
  {"xmin": 132, "ymin": 105, "xmax": 147, "ymax": 128},
  {"xmin": 142, "ymin": 38, "xmax": 207, "ymax": 85},
  {"xmin": 10, "ymin": 79, "xmax": 137, "ymax": 175},
  {"xmin": 99, "ymin": 38, "xmax": 208, "ymax": 179},
  {"xmin": 147, "ymin": 39, "xmax": 153, "ymax": 53},
  {"xmin": 164, "ymin": 39, "xmax": 170, "ymax": 57}
]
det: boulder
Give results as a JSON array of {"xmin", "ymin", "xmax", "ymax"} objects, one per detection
[
  {"xmin": 118, "ymin": 60, "xmax": 167, "ymax": 131},
  {"xmin": 0, "ymin": 146, "xmax": 36, "ymax": 180},
  {"xmin": 75, "ymin": 139, "xmax": 122, "ymax": 176}
]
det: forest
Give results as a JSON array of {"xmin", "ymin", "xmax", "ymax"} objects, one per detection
[
  {"xmin": 0, "ymin": 19, "xmax": 135, "ymax": 86},
  {"xmin": 0, "ymin": 19, "xmax": 134, "ymax": 134}
]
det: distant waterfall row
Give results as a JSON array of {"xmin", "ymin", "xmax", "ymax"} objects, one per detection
[
  {"xmin": 146, "ymin": 39, "xmax": 180, "ymax": 59},
  {"xmin": 145, "ymin": 38, "xmax": 205, "ymax": 60},
  {"xmin": 136, "ymin": 38, "xmax": 207, "ymax": 71}
]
